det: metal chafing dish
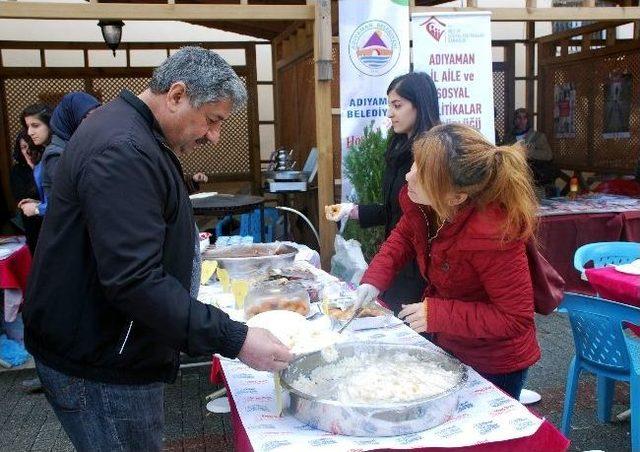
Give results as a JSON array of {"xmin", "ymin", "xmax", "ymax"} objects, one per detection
[
  {"xmin": 280, "ymin": 342, "xmax": 468, "ymax": 437},
  {"xmin": 201, "ymin": 243, "xmax": 298, "ymax": 277}
]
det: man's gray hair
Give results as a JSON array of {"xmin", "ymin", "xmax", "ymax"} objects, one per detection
[{"xmin": 149, "ymin": 46, "xmax": 247, "ymax": 111}]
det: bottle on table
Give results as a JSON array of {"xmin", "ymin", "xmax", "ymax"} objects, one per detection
[{"xmin": 568, "ymin": 173, "xmax": 580, "ymax": 200}]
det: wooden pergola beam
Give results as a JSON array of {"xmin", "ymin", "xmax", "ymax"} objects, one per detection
[
  {"xmin": 537, "ymin": 20, "xmax": 629, "ymax": 43},
  {"xmin": 0, "ymin": 3, "xmax": 315, "ymax": 20},
  {"xmin": 411, "ymin": 6, "xmax": 640, "ymax": 21},
  {"xmin": 1, "ymin": 3, "xmax": 640, "ymax": 22}
]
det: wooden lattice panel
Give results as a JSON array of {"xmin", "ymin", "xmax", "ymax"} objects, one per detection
[
  {"xmin": 541, "ymin": 66, "xmax": 590, "ymax": 169},
  {"xmin": 4, "ymin": 76, "xmax": 251, "ymax": 177},
  {"xmin": 541, "ymin": 50, "xmax": 640, "ymax": 173},
  {"xmin": 4, "ymin": 78, "xmax": 85, "ymax": 146},
  {"xmin": 590, "ymin": 53, "xmax": 640, "ymax": 172},
  {"xmin": 92, "ymin": 77, "xmax": 149, "ymax": 103}
]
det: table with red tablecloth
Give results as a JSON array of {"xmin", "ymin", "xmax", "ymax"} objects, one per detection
[
  {"xmin": 0, "ymin": 239, "xmax": 32, "ymax": 322},
  {"xmin": 585, "ymin": 266, "xmax": 640, "ymax": 334},
  {"xmin": 537, "ymin": 211, "xmax": 640, "ymax": 293},
  {"xmin": 210, "ymin": 357, "xmax": 569, "ymax": 452}
]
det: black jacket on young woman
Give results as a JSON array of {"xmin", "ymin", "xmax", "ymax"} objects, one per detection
[
  {"xmin": 10, "ymin": 154, "xmax": 42, "ymax": 254},
  {"xmin": 24, "ymin": 90, "xmax": 248, "ymax": 385},
  {"xmin": 357, "ymin": 136, "xmax": 427, "ymax": 314}
]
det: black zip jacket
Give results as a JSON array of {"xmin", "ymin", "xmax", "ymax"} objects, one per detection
[
  {"xmin": 357, "ymin": 136, "xmax": 427, "ymax": 314},
  {"xmin": 24, "ymin": 91, "xmax": 248, "ymax": 385}
]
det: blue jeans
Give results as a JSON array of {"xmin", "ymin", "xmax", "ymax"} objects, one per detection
[
  {"xmin": 36, "ymin": 360, "xmax": 165, "ymax": 452},
  {"xmin": 479, "ymin": 368, "xmax": 529, "ymax": 399}
]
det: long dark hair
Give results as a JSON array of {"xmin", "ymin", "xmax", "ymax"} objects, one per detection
[
  {"xmin": 386, "ymin": 72, "xmax": 440, "ymax": 153},
  {"xmin": 387, "ymin": 72, "xmax": 440, "ymax": 137},
  {"xmin": 21, "ymin": 103, "xmax": 53, "ymax": 131}
]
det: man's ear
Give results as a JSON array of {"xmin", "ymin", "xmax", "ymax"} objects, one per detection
[{"xmin": 165, "ymin": 82, "xmax": 187, "ymax": 113}]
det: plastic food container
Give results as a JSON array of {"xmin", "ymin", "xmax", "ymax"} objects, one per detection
[
  {"xmin": 322, "ymin": 299, "xmax": 394, "ymax": 331},
  {"xmin": 244, "ymin": 280, "xmax": 311, "ymax": 319}
]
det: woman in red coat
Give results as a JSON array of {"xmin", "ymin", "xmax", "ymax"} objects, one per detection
[{"xmin": 358, "ymin": 123, "xmax": 540, "ymax": 399}]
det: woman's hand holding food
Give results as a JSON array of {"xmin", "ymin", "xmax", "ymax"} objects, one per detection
[{"xmin": 324, "ymin": 203, "xmax": 356, "ymax": 222}]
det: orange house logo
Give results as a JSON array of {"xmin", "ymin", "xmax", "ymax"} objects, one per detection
[{"xmin": 421, "ymin": 16, "xmax": 446, "ymax": 42}]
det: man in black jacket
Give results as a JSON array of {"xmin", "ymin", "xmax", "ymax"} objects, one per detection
[{"xmin": 23, "ymin": 47, "xmax": 292, "ymax": 451}]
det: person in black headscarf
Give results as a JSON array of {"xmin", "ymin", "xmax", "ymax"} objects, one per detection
[
  {"xmin": 326, "ymin": 72, "xmax": 441, "ymax": 314},
  {"xmin": 20, "ymin": 92, "xmax": 100, "ymax": 219},
  {"xmin": 10, "ymin": 131, "xmax": 43, "ymax": 254}
]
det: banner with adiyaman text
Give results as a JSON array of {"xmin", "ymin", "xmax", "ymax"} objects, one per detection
[
  {"xmin": 339, "ymin": 0, "xmax": 410, "ymax": 202},
  {"xmin": 411, "ymin": 12, "xmax": 495, "ymax": 143}
]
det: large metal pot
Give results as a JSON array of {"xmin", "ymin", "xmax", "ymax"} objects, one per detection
[
  {"xmin": 280, "ymin": 342, "xmax": 468, "ymax": 437},
  {"xmin": 202, "ymin": 243, "xmax": 298, "ymax": 277}
]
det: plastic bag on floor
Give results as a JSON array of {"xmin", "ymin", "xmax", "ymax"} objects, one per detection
[
  {"xmin": 0, "ymin": 334, "xmax": 30, "ymax": 367},
  {"xmin": 330, "ymin": 235, "xmax": 368, "ymax": 285}
]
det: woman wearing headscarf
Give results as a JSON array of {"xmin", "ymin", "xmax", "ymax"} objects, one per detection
[{"xmin": 20, "ymin": 92, "xmax": 100, "ymax": 218}]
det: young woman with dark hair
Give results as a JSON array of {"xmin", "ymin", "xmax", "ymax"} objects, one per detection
[
  {"xmin": 19, "ymin": 92, "xmax": 100, "ymax": 219},
  {"xmin": 327, "ymin": 72, "xmax": 441, "ymax": 314},
  {"xmin": 12, "ymin": 104, "xmax": 53, "ymax": 253}
]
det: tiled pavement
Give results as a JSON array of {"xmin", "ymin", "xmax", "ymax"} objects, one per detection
[{"xmin": 0, "ymin": 313, "xmax": 633, "ymax": 451}]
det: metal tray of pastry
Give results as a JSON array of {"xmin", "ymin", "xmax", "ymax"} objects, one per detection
[{"xmin": 201, "ymin": 243, "xmax": 297, "ymax": 277}]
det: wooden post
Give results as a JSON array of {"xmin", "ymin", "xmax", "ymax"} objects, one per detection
[
  {"xmin": 525, "ymin": 22, "xmax": 535, "ymax": 115},
  {"xmin": 467, "ymin": 0, "xmax": 478, "ymax": 7},
  {"xmin": 313, "ymin": 0, "xmax": 335, "ymax": 268},
  {"xmin": 246, "ymin": 44, "xmax": 261, "ymax": 195},
  {"xmin": 606, "ymin": 26, "xmax": 617, "ymax": 46}
]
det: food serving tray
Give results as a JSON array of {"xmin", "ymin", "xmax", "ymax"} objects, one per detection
[{"xmin": 280, "ymin": 342, "xmax": 468, "ymax": 437}]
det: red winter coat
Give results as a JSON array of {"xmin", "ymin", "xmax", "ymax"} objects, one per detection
[{"xmin": 361, "ymin": 186, "xmax": 540, "ymax": 374}]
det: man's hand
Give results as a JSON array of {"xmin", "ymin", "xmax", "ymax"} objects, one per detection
[
  {"xmin": 398, "ymin": 302, "xmax": 427, "ymax": 333},
  {"xmin": 237, "ymin": 327, "xmax": 293, "ymax": 372},
  {"xmin": 324, "ymin": 203, "xmax": 355, "ymax": 222},
  {"xmin": 354, "ymin": 283, "xmax": 380, "ymax": 310},
  {"xmin": 192, "ymin": 172, "xmax": 208, "ymax": 183}
]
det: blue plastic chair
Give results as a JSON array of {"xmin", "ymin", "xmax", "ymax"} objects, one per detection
[
  {"xmin": 560, "ymin": 292, "xmax": 640, "ymax": 450},
  {"xmin": 239, "ymin": 208, "xmax": 280, "ymax": 243},
  {"xmin": 625, "ymin": 327, "xmax": 640, "ymax": 452},
  {"xmin": 574, "ymin": 241, "xmax": 640, "ymax": 273}
]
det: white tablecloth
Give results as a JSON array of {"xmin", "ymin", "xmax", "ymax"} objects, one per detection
[{"xmin": 219, "ymin": 321, "xmax": 544, "ymax": 451}]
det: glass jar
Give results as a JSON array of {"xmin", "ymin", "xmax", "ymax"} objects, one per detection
[{"xmin": 244, "ymin": 279, "xmax": 311, "ymax": 319}]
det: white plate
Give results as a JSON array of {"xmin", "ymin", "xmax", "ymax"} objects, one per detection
[
  {"xmin": 246, "ymin": 310, "xmax": 342, "ymax": 355},
  {"xmin": 614, "ymin": 259, "xmax": 640, "ymax": 275}
]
